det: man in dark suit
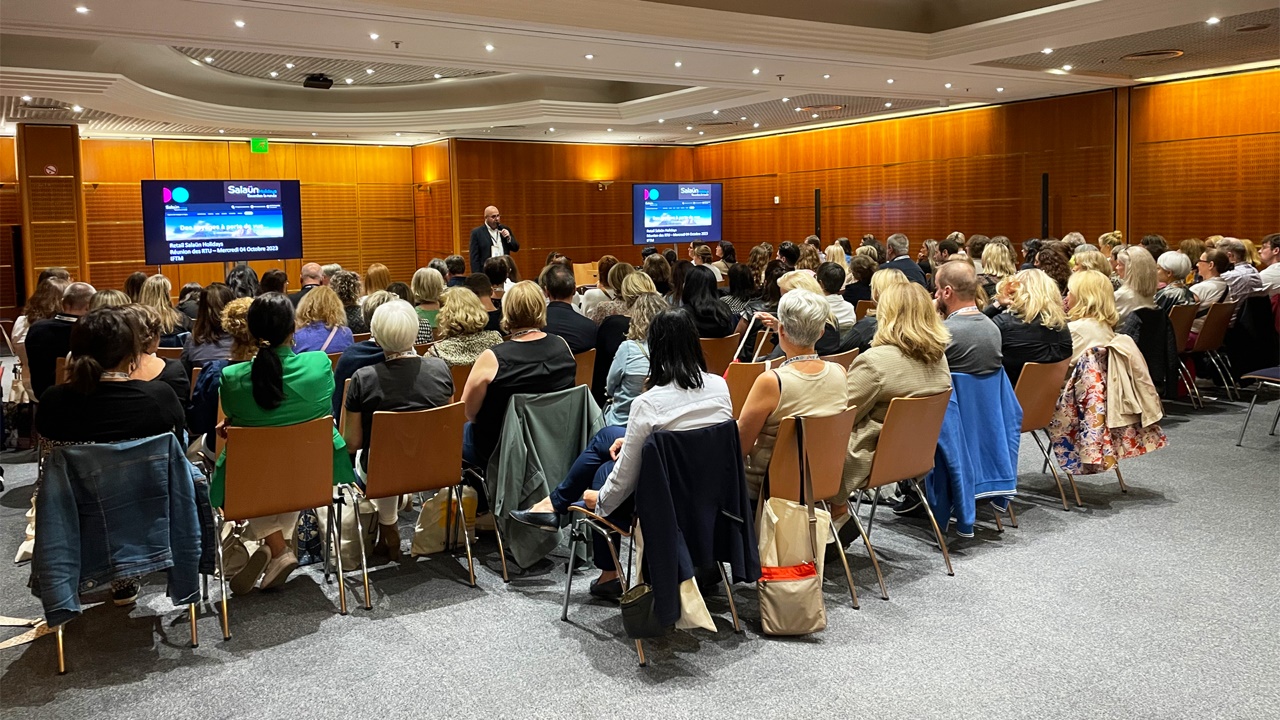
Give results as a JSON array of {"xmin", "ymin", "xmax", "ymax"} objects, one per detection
[
  {"xmin": 469, "ymin": 205, "xmax": 519, "ymax": 273},
  {"xmin": 288, "ymin": 263, "xmax": 324, "ymax": 306},
  {"xmin": 880, "ymin": 233, "xmax": 929, "ymax": 287},
  {"xmin": 540, "ymin": 263, "xmax": 596, "ymax": 354}
]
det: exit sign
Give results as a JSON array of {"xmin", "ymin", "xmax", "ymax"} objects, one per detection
[{"xmin": 250, "ymin": 138, "xmax": 269, "ymax": 153}]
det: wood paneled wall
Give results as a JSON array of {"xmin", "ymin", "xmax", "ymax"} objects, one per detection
[
  {"xmin": 695, "ymin": 92, "xmax": 1116, "ymax": 250},
  {"xmin": 0, "ymin": 138, "xmax": 19, "ymax": 314},
  {"xmin": 77, "ymin": 139, "xmax": 416, "ymax": 294},
  {"xmin": 1129, "ymin": 69, "xmax": 1280, "ymax": 243},
  {"xmin": 413, "ymin": 140, "xmax": 456, "ymax": 266},
  {"xmin": 452, "ymin": 140, "xmax": 693, "ymax": 280}
]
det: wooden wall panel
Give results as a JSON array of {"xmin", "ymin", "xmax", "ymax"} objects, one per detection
[
  {"xmin": 18, "ymin": 124, "xmax": 87, "ymax": 293},
  {"xmin": 413, "ymin": 139, "xmax": 454, "ymax": 269},
  {"xmin": 1129, "ymin": 69, "xmax": 1280, "ymax": 242},
  {"xmin": 81, "ymin": 139, "xmax": 158, "ymax": 291}
]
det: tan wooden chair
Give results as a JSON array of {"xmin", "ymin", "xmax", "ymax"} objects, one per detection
[
  {"xmin": 356, "ymin": 401, "xmax": 508, "ymax": 588},
  {"xmin": 700, "ymin": 333, "xmax": 741, "ymax": 376},
  {"xmin": 414, "ymin": 342, "xmax": 433, "ymax": 356},
  {"xmin": 326, "ymin": 352, "xmax": 343, "ymax": 371},
  {"xmin": 572, "ymin": 262, "xmax": 599, "ymax": 287},
  {"xmin": 155, "ymin": 347, "xmax": 183, "ymax": 360},
  {"xmin": 725, "ymin": 360, "xmax": 771, "ymax": 418},
  {"xmin": 1184, "ymin": 302, "xmax": 1236, "ymax": 402},
  {"xmin": 352, "ymin": 333, "xmax": 371, "ymax": 344},
  {"xmin": 217, "ymin": 416, "xmax": 355, "ymax": 639},
  {"xmin": 766, "ymin": 409, "xmax": 873, "ymax": 607},
  {"xmin": 859, "ymin": 389, "xmax": 953, "ymax": 586},
  {"xmin": 855, "ymin": 300, "xmax": 876, "ymax": 321},
  {"xmin": 820, "ymin": 347, "xmax": 859, "ymax": 369},
  {"xmin": 449, "ymin": 363, "xmax": 472, "ymax": 402},
  {"xmin": 190, "ymin": 366, "xmax": 201, "ymax": 400},
  {"xmin": 55, "ymin": 356, "xmax": 68, "ymax": 385},
  {"xmin": 1167, "ymin": 304, "xmax": 1200, "ymax": 408},
  {"xmin": 574, "ymin": 349, "xmax": 596, "ymax": 389},
  {"xmin": 1013, "ymin": 359, "xmax": 1075, "ymax": 511}
]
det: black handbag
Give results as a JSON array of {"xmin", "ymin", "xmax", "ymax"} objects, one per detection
[{"xmin": 619, "ymin": 583, "xmax": 671, "ymax": 639}]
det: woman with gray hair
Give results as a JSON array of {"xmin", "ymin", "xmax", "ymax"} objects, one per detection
[
  {"xmin": 1154, "ymin": 250, "xmax": 1196, "ymax": 313},
  {"xmin": 737, "ymin": 288, "xmax": 848, "ymax": 500},
  {"xmin": 1113, "ymin": 245, "xmax": 1158, "ymax": 322}
]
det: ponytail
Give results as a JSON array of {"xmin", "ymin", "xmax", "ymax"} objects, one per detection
[
  {"xmin": 250, "ymin": 342, "xmax": 286, "ymax": 410},
  {"xmin": 245, "ymin": 292, "xmax": 296, "ymax": 411},
  {"xmin": 66, "ymin": 355, "xmax": 105, "ymax": 395}
]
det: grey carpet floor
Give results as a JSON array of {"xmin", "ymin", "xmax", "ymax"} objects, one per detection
[{"xmin": 1, "ymin": 394, "xmax": 1277, "ymax": 719}]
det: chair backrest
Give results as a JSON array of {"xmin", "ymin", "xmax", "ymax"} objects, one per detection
[
  {"xmin": 56, "ymin": 356, "xmax": 68, "ymax": 385},
  {"xmin": 700, "ymin": 333, "xmax": 741, "ymax": 376},
  {"xmin": 364, "ymin": 402, "xmax": 466, "ymax": 500},
  {"xmin": 725, "ymin": 360, "xmax": 770, "ymax": 418},
  {"xmin": 222, "ymin": 416, "xmax": 336, "ymax": 522},
  {"xmin": 414, "ymin": 342, "xmax": 433, "ymax": 356},
  {"xmin": 326, "ymin": 352, "xmax": 342, "ymax": 371},
  {"xmin": 352, "ymin": 332, "xmax": 371, "ymax": 343},
  {"xmin": 338, "ymin": 378, "xmax": 351, "ymax": 436},
  {"xmin": 1013, "ymin": 359, "xmax": 1071, "ymax": 433},
  {"xmin": 572, "ymin": 262, "xmax": 598, "ymax": 287},
  {"xmin": 864, "ymin": 389, "xmax": 952, "ymax": 490},
  {"xmin": 766, "ymin": 409, "xmax": 859, "ymax": 504},
  {"xmin": 450, "ymin": 363, "xmax": 472, "ymax": 402},
  {"xmin": 155, "ymin": 347, "xmax": 183, "ymax": 360},
  {"xmin": 820, "ymin": 347, "xmax": 859, "ymax": 369},
  {"xmin": 1190, "ymin": 302, "xmax": 1233, "ymax": 353},
  {"xmin": 573, "ymin": 349, "xmax": 596, "ymax": 388},
  {"xmin": 855, "ymin": 300, "xmax": 876, "ymax": 320},
  {"xmin": 190, "ymin": 366, "xmax": 201, "ymax": 400},
  {"xmin": 1168, "ymin": 304, "xmax": 1196, "ymax": 353}
]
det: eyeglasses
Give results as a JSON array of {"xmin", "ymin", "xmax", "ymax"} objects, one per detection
[{"xmin": 1197, "ymin": 258, "xmax": 1209, "ymax": 264}]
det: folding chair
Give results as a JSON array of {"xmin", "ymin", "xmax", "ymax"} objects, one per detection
[
  {"xmin": 352, "ymin": 333, "xmax": 371, "ymax": 343},
  {"xmin": 217, "ymin": 416, "xmax": 355, "ymax": 639},
  {"xmin": 327, "ymin": 352, "xmax": 343, "ymax": 371},
  {"xmin": 414, "ymin": 342, "xmax": 433, "ymax": 355},
  {"xmin": 700, "ymin": 334, "xmax": 741, "ymax": 375},
  {"xmin": 1236, "ymin": 367, "xmax": 1280, "ymax": 446},
  {"xmin": 819, "ymin": 347, "xmax": 859, "ymax": 369},
  {"xmin": 353, "ymin": 401, "xmax": 508, "ymax": 588},
  {"xmin": 450, "ymin": 363, "xmax": 472, "ymax": 402},
  {"xmin": 855, "ymin": 300, "xmax": 876, "ymax": 321},
  {"xmin": 1185, "ymin": 302, "xmax": 1237, "ymax": 401},
  {"xmin": 572, "ymin": 262, "xmax": 599, "ymax": 288},
  {"xmin": 1013, "ymin": 359, "xmax": 1075, "ymax": 511},
  {"xmin": 857, "ymin": 390, "xmax": 954, "ymax": 585},
  {"xmin": 155, "ymin": 347, "xmax": 183, "ymax": 360},
  {"xmin": 1167, "ymin": 304, "xmax": 1200, "ymax": 408},
  {"xmin": 725, "ymin": 360, "xmax": 771, "ymax": 418},
  {"xmin": 767, "ymin": 409, "xmax": 871, "ymax": 607},
  {"xmin": 573, "ymin": 349, "xmax": 596, "ymax": 389}
]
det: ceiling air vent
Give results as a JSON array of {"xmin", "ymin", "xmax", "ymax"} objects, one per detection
[
  {"xmin": 1235, "ymin": 23, "xmax": 1272, "ymax": 32},
  {"xmin": 1120, "ymin": 49, "xmax": 1185, "ymax": 61}
]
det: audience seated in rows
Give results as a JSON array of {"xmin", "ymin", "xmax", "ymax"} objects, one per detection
[
  {"xmin": 985, "ymin": 269, "xmax": 1073, "ymax": 386},
  {"xmin": 541, "ymin": 263, "xmax": 598, "ymax": 353},
  {"xmin": 342, "ymin": 300, "xmax": 454, "ymax": 560},
  {"xmin": 212, "ymin": 293, "xmax": 355, "ymax": 594},
  {"xmin": 293, "ymin": 286, "xmax": 354, "ymax": 354},
  {"xmin": 429, "ymin": 287, "xmax": 505, "ymax": 366},
  {"xmin": 139, "ymin": 274, "xmax": 192, "ymax": 347},
  {"xmin": 510, "ymin": 309, "xmax": 733, "ymax": 599}
]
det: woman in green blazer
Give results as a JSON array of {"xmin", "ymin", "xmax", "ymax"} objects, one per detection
[{"xmin": 212, "ymin": 292, "xmax": 354, "ymax": 593}]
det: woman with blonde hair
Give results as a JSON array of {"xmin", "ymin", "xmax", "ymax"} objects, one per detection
[
  {"xmin": 429, "ymin": 287, "xmax": 504, "ymax": 366},
  {"xmin": 855, "ymin": 245, "xmax": 879, "ymax": 261},
  {"xmin": 841, "ymin": 283, "xmax": 952, "ymax": 502},
  {"xmin": 987, "ymin": 269, "xmax": 1072, "ymax": 385},
  {"xmin": 293, "ymin": 285, "xmax": 353, "ymax": 353},
  {"xmin": 364, "ymin": 263, "xmax": 392, "ymax": 296},
  {"xmin": 589, "ymin": 262, "xmax": 642, "ymax": 324},
  {"xmin": 601, "ymin": 292, "xmax": 668, "ymax": 427},
  {"xmin": 1066, "ymin": 270, "xmax": 1120, "ymax": 363},
  {"xmin": 221, "ymin": 297, "xmax": 258, "ymax": 362},
  {"xmin": 581, "ymin": 255, "xmax": 624, "ymax": 318},
  {"xmin": 1113, "ymin": 245, "xmax": 1158, "ymax": 322},
  {"xmin": 978, "ymin": 243, "xmax": 1017, "ymax": 300},
  {"xmin": 844, "ymin": 266, "xmax": 911, "ymax": 353},
  {"xmin": 138, "ymin": 274, "xmax": 192, "ymax": 347},
  {"xmin": 1098, "ymin": 230, "xmax": 1124, "ymax": 253},
  {"xmin": 1240, "ymin": 238, "xmax": 1262, "ymax": 268},
  {"xmin": 89, "ymin": 289, "xmax": 130, "ymax": 310},
  {"xmin": 410, "ymin": 267, "xmax": 445, "ymax": 343},
  {"xmin": 1073, "ymin": 250, "xmax": 1113, "ymax": 277}
]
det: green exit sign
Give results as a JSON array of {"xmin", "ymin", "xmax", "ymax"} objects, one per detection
[{"xmin": 250, "ymin": 138, "xmax": 269, "ymax": 153}]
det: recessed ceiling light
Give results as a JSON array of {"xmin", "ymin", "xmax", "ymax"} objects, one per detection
[
  {"xmin": 218, "ymin": 129, "xmax": 225, "ymax": 134},
  {"xmin": 434, "ymin": 73, "xmax": 442, "ymax": 79},
  {"xmin": 369, "ymin": 33, "xmax": 380, "ymax": 40},
  {"xmin": 1042, "ymin": 48, "xmax": 1053, "ymax": 54},
  {"xmin": 395, "ymin": 132, "xmax": 401, "ymax": 136},
  {"xmin": 269, "ymin": 71, "xmax": 278, "ymax": 77},
  {"xmin": 75, "ymin": 6, "xmax": 89, "ymax": 13},
  {"xmin": 204, "ymin": 57, "xmax": 215, "ymax": 63},
  {"xmin": 1062, "ymin": 64, "xmax": 1072, "ymax": 71},
  {"xmin": 658, "ymin": 118, "xmax": 664, "ymax": 123},
  {"xmin": 698, "ymin": 131, "xmax": 704, "ymax": 135},
  {"xmin": 190, "ymin": 59, "xmax": 201, "ymax": 66},
  {"xmin": 884, "ymin": 102, "xmax": 892, "ymax": 107},
  {"xmin": 712, "ymin": 109, "xmax": 719, "ymax": 115},
  {"xmin": 548, "ymin": 127, "xmax": 555, "ymax": 132},
  {"xmin": 886, "ymin": 78, "xmax": 894, "ymax": 83},
  {"xmin": 606, "ymin": 128, "xmax": 613, "ymax": 132},
  {"xmin": 485, "ymin": 44, "xmax": 495, "ymax": 52},
  {"xmin": 584, "ymin": 54, "xmax": 594, "ymax": 60},
  {"xmin": 753, "ymin": 122, "xmax": 760, "ymax": 128},
  {"xmin": 20, "ymin": 95, "xmax": 31, "ymax": 101},
  {"xmin": 312, "ymin": 132, "xmax": 318, "ymax": 136},
  {"xmin": 71, "ymin": 105, "xmax": 83, "ymax": 112},
  {"xmin": 996, "ymin": 87, "xmax": 1004, "ymax": 92},
  {"xmin": 674, "ymin": 61, "xmax": 682, "ymax": 68},
  {"xmin": 285, "ymin": 63, "xmax": 295, "ymax": 69},
  {"xmin": 752, "ymin": 68, "xmax": 760, "ymax": 75},
  {"xmin": 781, "ymin": 97, "xmax": 789, "ymax": 103},
  {"xmin": 235, "ymin": 20, "xmax": 245, "ymax": 28},
  {"xmin": 345, "ymin": 78, "xmax": 354, "ymax": 84},
  {"xmin": 366, "ymin": 68, "xmax": 374, "ymax": 75},
  {"xmin": 740, "ymin": 116, "xmax": 747, "ymax": 121},
  {"xmin": 686, "ymin": 125, "xmax": 693, "ymax": 130},
  {"xmin": 811, "ymin": 113, "xmax": 819, "ymax": 118},
  {"xmin": 944, "ymin": 82, "xmax": 952, "ymax": 89},
  {"xmin": 794, "ymin": 107, "xmax": 802, "ymax": 112},
  {"xmin": 1206, "ymin": 17, "xmax": 1220, "ymax": 25},
  {"xmin": 823, "ymin": 74, "xmax": 830, "ymax": 79}
]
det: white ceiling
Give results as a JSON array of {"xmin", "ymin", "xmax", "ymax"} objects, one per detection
[{"xmin": 0, "ymin": 0, "xmax": 1275, "ymax": 146}]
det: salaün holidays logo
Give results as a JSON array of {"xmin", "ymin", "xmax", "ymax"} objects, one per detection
[
  {"xmin": 642, "ymin": 187, "xmax": 661, "ymax": 201},
  {"xmin": 162, "ymin": 186, "xmax": 189, "ymax": 203}
]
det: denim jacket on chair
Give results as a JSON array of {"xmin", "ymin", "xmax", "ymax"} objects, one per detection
[{"xmin": 34, "ymin": 434, "xmax": 203, "ymax": 627}]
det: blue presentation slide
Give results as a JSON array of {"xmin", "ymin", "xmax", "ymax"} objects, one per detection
[
  {"xmin": 163, "ymin": 203, "xmax": 285, "ymax": 241},
  {"xmin": 633, "ymin": 183, "xmax": 722, "ymax": 244}
]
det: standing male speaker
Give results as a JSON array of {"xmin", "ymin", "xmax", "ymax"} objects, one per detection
[{"xmin": 470, "ymin": 205, "xmax": 519, "ymax": 273}]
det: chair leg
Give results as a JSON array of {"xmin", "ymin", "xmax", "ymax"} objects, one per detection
[
  {"xmin": 1177, "ymin": 359, "xmax": 1201, "ymax": 409},
  {"xmin": 1237, "ymin": 388, "xmax": 1260, "ymax": 446},
  {"xmin": 323, "ymin": 505, "xmax": 333, "ymax": 584},
  {"xmin": 189, "ymin": 603, "xmax": 198, "ymax": 648},
  {"xmin": 347, "ymin": 489, "xmax": 372, "ymax": 610},
  {"xmin": 202, "ymin": 575, "xmax": 209, "ymax": 602},
  {"xmin": 849, "ymin": 510, "xmax": 888, "ymax": 600},
  {"xmin": 1207, "ymin": 352, "xmax": 1236, "ymax": 400},
  {"xmin": 866, "ymin": 487, "xmax": 881, "ymax": 539},
  {"xmin": 560, "ymin": 521, "xmax": 580, "ymax": 622},
  {"xmin": 333, "ymin": 501, "xmax": 348, "ymax": 616},
  {"xmin": 454, "ymin": 486, "xmax": 476, "ymax": 588},
  {"xmin": 1030, "ymin": 431, "xmax": 1069, "ymax": 511},
  {"xmin": 215, "ymin": 517, "xmax": 231, "ymax": 640},
  {"xmin": 473, "ymin": 479, "xmax": 509, "ymax": 583},
  {"xmin": 991, "ymin": 506, "xmax": 1004, "ymax": 532},
  {"xmin": 1114, "ymin": 463, "xmax": 1128, "ymax": 494},
  {"xmin": 636, "ymin": 639, "xmax": 647, "ymax": 667},
  {"xmin": 912, "ymin": 478, "xmax": 953, "ymax": 577},
  {"xmin": 824, "ymin": 505, "xmax": 858, "ymax": 609},
  {"xmin": 1270, "ymin": 395, "xmax": 1280, "ymax": 435},
  {"xmin": 1217, "ymin": 351, "xmax": 1242, "ymax": 397},
  {"xmin": 1006, "ymin": 502, "xmax": 1019, "ymax": 528},
  {"xmin": 55, "ymin": 624, "xmax": 65, "ymax": 675},
  {"xmin": 717, "ymin": 563, "xmax": 743, "ymax": 633}
]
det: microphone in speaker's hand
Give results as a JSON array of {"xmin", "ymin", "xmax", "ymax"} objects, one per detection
[{"xmin": 498, "ymin": 224, "xmax": 510, "ymax": 239}]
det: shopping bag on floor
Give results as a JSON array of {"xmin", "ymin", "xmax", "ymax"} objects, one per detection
[
  {"xmin": 314, "ymin": 494, "xmax": 377, "ymax": 568},
  {"xmin": 756, "ymin": 482, "xmax": 829, "ymax": 636},
  {"xmin": 410, "ymin": 487, "xmax": 477, "ymax": 556}
]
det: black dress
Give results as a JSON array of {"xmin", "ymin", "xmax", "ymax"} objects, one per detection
[
  {"xmin": 991, "ymin": 312, "xmax": 1073, "ymax": 387},
  {"xmin": 472, "ymin": 336, "xmax": 576, "ymax": 465}
]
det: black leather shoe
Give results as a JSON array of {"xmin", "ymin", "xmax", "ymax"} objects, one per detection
[
  {"xmin": 510, "ymin": 509, "xmax": 565, "ymax": 532},
  {"xmin": 589, "ymin": 577, "xmax": 623, "ymax": 601}
]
